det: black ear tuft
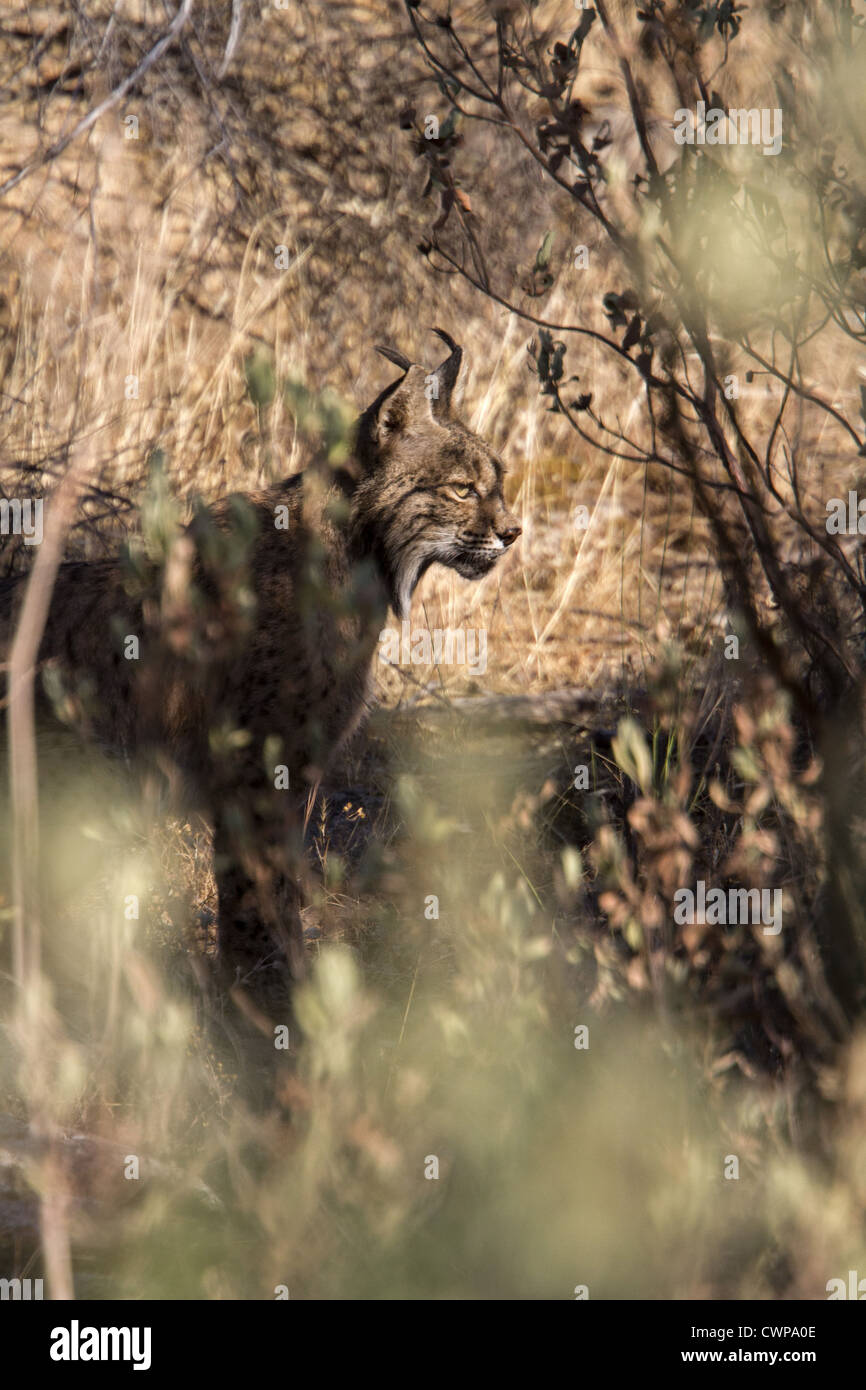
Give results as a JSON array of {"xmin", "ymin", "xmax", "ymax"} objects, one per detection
[
  {"xmin": 376, "ymin": 345, "xmax": 413, "ymax": 373},
  {"xmin": 431, "ymin": 327, "xmax": 460, "ymax": 356},
  {"xmin": 429, "ymin": 327, "xmax": 463, "ymax": 410}
]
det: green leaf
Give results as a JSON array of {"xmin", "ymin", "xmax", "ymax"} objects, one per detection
[
  {"xmin": 611, "ymin": 717, "xmax": 654, "ymax": 795},
  {"xmin": 244, "ymin": 349, "xmax": 276, "ymax": 410},
  {"xmin": 439, "ymin": 108, "xmax": 459, "ymax": 141},
  {"xmin": 623, "ymin": 916, "xmax": 644, "ymax": 952},
  {"xmin": 535, "ymin": 230, "xmax": 554, "ymax": 271},
  {"xmin": 561, "ymin": 846, "xmax": 583, "ymax": 890}
]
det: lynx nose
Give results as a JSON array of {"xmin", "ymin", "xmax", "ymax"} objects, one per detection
[{"xmin": 499, "ymin": 521, "xmax": 522, "ymax": 547}]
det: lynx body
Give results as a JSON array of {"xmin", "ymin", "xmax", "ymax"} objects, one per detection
[{"xmin": 0, "ymin": 332, "xmax": 520, "ymax": 998}]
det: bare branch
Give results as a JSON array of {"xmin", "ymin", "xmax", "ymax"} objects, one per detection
[{"xmin": 0, "ymin": 0, "xmax": 194, "ymax": 200}]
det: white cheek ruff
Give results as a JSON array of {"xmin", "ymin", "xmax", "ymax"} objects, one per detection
[
  {"xmin": 394, "ymin": 565, "xmax": 416, "ymax": 620},
  {"xmin": 390, "ymin": 531, "xmax": 502, "ymax": 618},
  {"xmin": 393, "ymin": 542, "xmax": 431, "ymax": 620},
  {"xmin": 392, "ymin": 537, "xmax": 459, "ymax": 618}
]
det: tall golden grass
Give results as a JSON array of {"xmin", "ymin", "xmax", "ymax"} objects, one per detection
[{"xmin": 0, "ymin": 0, "xmax": 865, "ymax": 1300}]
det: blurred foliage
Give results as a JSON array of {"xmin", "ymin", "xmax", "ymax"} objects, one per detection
[
  {"xmin": 282, "ymin": 378, "xmax": 357, "ymax": 469},
  {"xmin": 2, "ymin": 669, "xmax": 866, "ymax": 1297},
  {"xmin": 2, "ymin": 0, "xmax": 866, "ymax": 1302}
]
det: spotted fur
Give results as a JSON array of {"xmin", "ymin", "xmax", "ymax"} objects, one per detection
[{"xmin": 0, "ymin": 331, "xmax": 520, "ymax": 1004}]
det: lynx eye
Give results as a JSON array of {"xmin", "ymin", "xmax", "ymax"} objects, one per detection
[{"xmin": 449, "ymin": 482, "xmax": 475, "ymax": 499}]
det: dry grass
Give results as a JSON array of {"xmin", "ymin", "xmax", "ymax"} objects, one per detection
[
  {"xmin": 1, "ymin": 0, "xmax": 866, "ymax": 1301},
  {"xmin": 0, "ymin": 0, "xmax": 732, "ymax": 697}
]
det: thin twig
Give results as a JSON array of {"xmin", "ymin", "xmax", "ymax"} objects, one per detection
[{"xmin": 0, "ymin": 0, "xmax": 194, "ymax": 200}]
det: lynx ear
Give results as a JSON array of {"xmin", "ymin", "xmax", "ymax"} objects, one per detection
[
  {"xmin": 375, "ymin": 331, "xmax": 462, "ymax": 417},
  {"xmin": 357, "ymin": 337, "xmax": 456, "ymax": 465},
  {"xmin": 374, "ymin": 364, "xmax": 435, "ymax": 440},
  {"xmin": 428, "ymin": 327, "xmax": 462, "ymax": 414},
  {"xmin": 375, "ymin": 344, "xmax": 413, "ymax": 373}
]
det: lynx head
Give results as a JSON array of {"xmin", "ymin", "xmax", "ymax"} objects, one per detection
[{"xmin": 352, "ymin": 329, "xmax": 521, "ymax": 619}]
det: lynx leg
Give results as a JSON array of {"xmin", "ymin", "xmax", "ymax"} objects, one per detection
[{"xmin": 212, "ymin": 797, "xmax": 306, "ymax": 1004}]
